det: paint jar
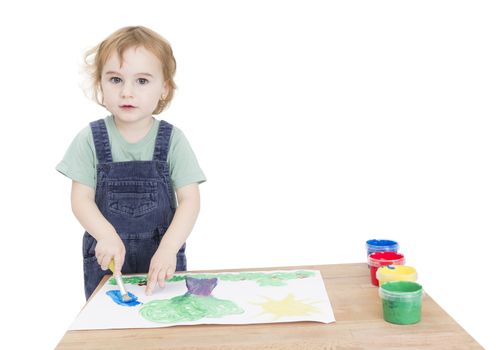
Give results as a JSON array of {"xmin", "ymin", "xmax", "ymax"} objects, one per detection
[
  {"xmin": 376, "ymin": 265, "xmax": 417, "ymax": 285},
  {"xmin": 366, "ymin": 239, "xmax": 399, "ymax": 256},
  {"xmin": 379, "ymin": 281, "xmax": 423, "ymax": 325},
  {"xmin": 368, "ymin": 252, "xmax": 405, "ymax": 286}
]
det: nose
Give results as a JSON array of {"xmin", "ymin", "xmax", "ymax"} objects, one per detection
[{"xmin": 120, "ymin": 81, "xmax": 134, "ymax": 98}]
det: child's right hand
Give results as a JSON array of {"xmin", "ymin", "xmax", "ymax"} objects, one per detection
[{"xmin": 95, "ymin": 233, "xmax": 126, "ymax": 274}]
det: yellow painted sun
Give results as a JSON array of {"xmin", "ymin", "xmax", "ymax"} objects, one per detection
[{"xmin": 254, "ymin": 293, "xmax": 320, "ymax": 320}]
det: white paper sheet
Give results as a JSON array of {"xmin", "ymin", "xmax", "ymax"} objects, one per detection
[{"xmin": 69, "ymin": 269, "xmax": 335, "ymax": 330}]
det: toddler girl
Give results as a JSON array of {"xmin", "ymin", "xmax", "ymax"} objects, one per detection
[{"xmin": 57, "ymin": 26, "xmax": 206, "ymax": 299}]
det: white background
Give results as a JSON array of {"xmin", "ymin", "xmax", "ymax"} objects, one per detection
[{"xmin": 1, "ymin": 1, "xmax": 500, "ymax": 349}]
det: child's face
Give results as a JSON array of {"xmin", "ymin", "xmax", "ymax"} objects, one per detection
[{"xmin": 100, "ymin": 46, "xmax": 168, "ymax": 123}]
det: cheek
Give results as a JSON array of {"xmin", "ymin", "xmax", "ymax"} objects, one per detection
[
  {"xmin": 100, "ymin": 90, "xmax": 116, "ymax": 108},
  {"xmin": 100, "ymin": 85, "xmax": 109, "ymax": 98},
  {"xmin": 101, "ymin": 86, "xmax": 117, "ymax": 100}
]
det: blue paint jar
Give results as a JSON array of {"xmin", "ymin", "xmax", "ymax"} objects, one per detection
[{"xmin": 366, "ymin": 239, "xmax": 399, "ymax": 256}]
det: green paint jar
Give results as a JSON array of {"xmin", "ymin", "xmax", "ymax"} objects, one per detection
[{"xmin": 379, "ymin": 281, "xmax": 423, "ymax": 325}]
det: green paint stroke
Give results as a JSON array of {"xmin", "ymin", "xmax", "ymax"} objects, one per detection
[
  {"xmin": 139, "ymin": 294, "xmax": 244, "ymax": 323},
  {"xmin": 110, "ymin": 270, "xmax": 315, "ymax": 287},
  {"xmin": 193, "ymin": 270, "xmax": 316, "ymax": 287},
  {"xmin": 108, "ymin": 276, "xmax": 148, "ymax": 286}
]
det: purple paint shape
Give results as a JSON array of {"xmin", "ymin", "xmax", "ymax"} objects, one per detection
[{"xmin": 185, "ymin": 277, "xmax": 218, "ymax": 296}]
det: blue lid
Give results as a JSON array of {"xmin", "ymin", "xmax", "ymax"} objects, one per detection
[{"xmin": 366, "ymin": 239, "xmax": 398, "ymax": 247}]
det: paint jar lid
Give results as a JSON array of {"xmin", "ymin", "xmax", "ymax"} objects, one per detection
[
  {"xmin": 366, "ymin": 239, "xmax": 399, "ymax": 251},
  {"xmin": 368, "ymin": 251, "xmax": 405, "ymax": 267},
  {"xmin": 379, "ymin": 281, "xmax": 423, "ymax": 301},
  {"xmin": 376, "ymin": 265, "xmax": 417, "ymax": 282}
]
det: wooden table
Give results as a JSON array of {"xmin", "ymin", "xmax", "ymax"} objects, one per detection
[{"xmin": 56, "ymin": 263, "xmax": 482, "ymax": 349}]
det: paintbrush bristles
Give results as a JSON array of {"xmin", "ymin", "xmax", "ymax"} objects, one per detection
[{"xmin": 121, "ymin": 293, "xmax": 132, "ymax": 302}]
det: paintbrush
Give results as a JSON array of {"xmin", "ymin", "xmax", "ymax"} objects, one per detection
[{"xmin": 108, "ymin": 259, "xmax": 131, "ymax": 302}]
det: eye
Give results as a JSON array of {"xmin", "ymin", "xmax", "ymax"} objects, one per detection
[
  {"xmin": 110, "ymin": 77, "xmax": 122, "ymax": 84},
  {"xmin": 137, "ymin": 78, "xmax": 149, "ymax": 85}
]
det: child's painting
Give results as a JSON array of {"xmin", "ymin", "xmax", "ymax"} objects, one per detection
[{"xmin": 69, "ymin": 269, "xmax": 335, "ymax": 330}]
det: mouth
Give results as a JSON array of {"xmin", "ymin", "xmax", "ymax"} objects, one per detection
[{"xmin": 120, "ymin": 105, "xmax": 137, "ymax": 109}]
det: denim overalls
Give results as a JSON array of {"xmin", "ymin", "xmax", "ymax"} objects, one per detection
[{"xmin": 82, "ymin": 119, "xmax": 186, "ymax": 299}]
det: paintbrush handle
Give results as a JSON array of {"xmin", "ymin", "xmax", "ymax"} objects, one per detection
[{"xmin": 108, "ymin": 259, "xmax": 116, "ymax": 273}]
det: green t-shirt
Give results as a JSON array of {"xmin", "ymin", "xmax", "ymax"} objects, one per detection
[{"xmin": 56, "ymin": 116, "xmax": 206, "ymax": 193}]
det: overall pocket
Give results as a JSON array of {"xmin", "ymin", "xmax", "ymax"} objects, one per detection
[{"xmin": 107, "ymin": 181, "xmax": 158, "ymax": 217}]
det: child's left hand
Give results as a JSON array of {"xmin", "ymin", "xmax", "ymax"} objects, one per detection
[{"xmin": 145, "ymin": 247, "xmax": 177, "ymax": 295}]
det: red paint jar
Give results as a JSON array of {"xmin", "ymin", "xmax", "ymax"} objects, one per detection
[{"xmin": 368, "ymin": 252, "xmax": 405, "ymax": 286}]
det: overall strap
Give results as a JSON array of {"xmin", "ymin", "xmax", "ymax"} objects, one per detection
[
  {"xmin": 90, "ymin": 119, "xmax": 113, "ymax": 164},
  {"xmin": 153, "ymin": 120, "xmax": 174, "ymax": 162}
]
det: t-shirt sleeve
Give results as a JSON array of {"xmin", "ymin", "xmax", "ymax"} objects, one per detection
[
  {"xmin": 169, "ymin": 127, "xmax": 206, "ymax": 189},
  {"xmin": 56, "ymin": 126, "xmax": 97, "ymax": 189}
]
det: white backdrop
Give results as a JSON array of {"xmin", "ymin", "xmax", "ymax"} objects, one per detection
[{"xmin": 1, "ymin": 1, "xmax": 500, "ymax": 349}]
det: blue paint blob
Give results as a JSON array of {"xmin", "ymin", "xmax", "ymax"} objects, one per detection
[{"xmin": 106, "ymin": 290, "xmax": 142, "ymax": 307}]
